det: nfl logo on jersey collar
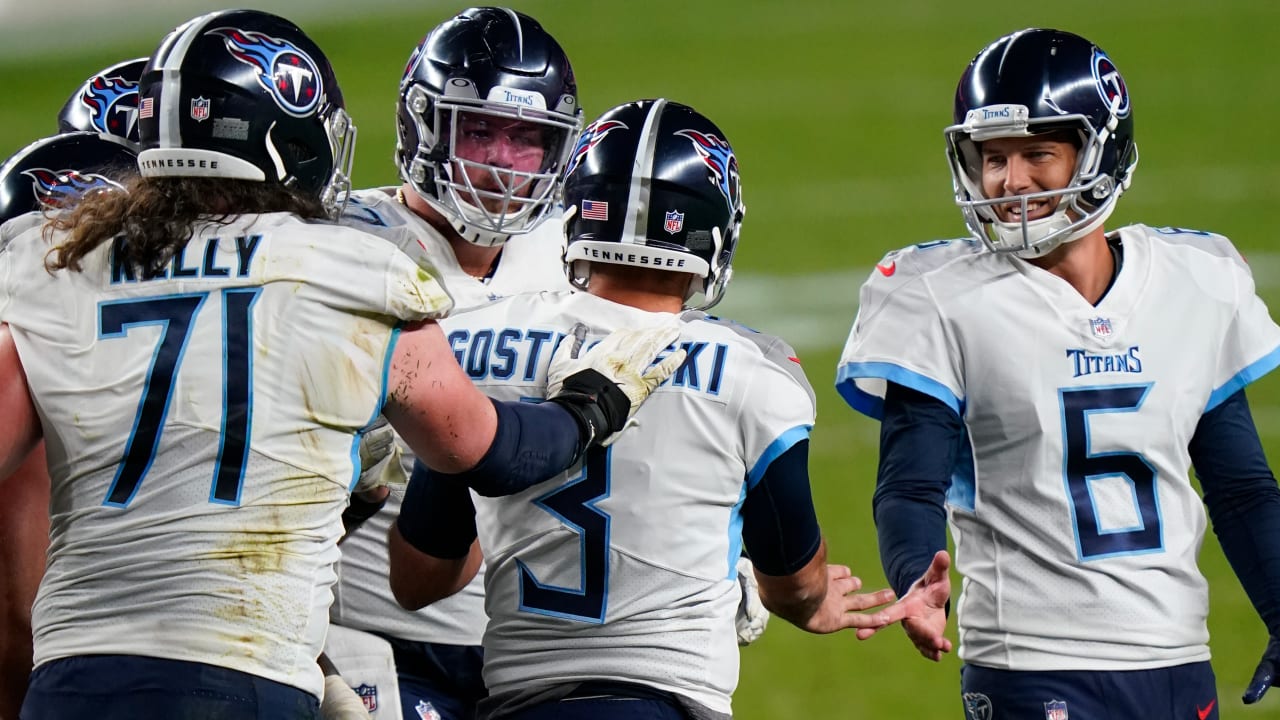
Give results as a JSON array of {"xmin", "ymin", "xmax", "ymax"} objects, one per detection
[{"xmin": 1075, "ymin": 311, "xmax": 1125, "ymax": 347}]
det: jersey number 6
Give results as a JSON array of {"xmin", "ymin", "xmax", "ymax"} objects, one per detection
[{"xmin": 1060, "ymin": 384, "xmax": 1163, "ymax": 560}]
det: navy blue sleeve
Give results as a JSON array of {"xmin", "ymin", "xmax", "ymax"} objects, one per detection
[
  {"xmin": 740, "ymin": 439, "xmax": 822, "ymax": 576},
  {"xmin": 1190, "ymin": 388, "xmax": 1280, "ymax": 637},
  {"xmin": 396, "ymin": 459, "xmax": 477, "ymax": 559},
  {"xmin": 874, "ymin": 382, "xmax": 959, "ymax": 598},
  {"xmin": 438, "ymin": 397, "xmax": 582, "ymax": 497}
]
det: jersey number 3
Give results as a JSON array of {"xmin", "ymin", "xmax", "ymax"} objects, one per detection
[
  {"xmin": 517, "ymin": 446, "xmax": 611, "ymax": 624},
  {"xmin": 98, "ymin": 290, "xmax": 260, "ymax": 508},
  {"xmin": 1060, "ymin": 385, "xmax": 1162, "ymax": 560}
]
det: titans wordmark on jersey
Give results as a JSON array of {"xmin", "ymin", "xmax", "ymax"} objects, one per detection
[
  {"xmin": 441, "ymin": 290, "xmax": 814, "ymax": 716},
  {"xmin": 0, "ymin": 212, "xmax": 450, "ymax": 698},
  {"xmin": 837, "ymin": 224, "xmax": 1280, "ymax": 671}
]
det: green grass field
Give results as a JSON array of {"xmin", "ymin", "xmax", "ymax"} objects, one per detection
[{"xmin": 3, "ymin": 1, "xmax": 1278, "ymax": 717}]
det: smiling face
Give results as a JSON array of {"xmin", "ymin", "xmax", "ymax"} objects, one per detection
[{"xmin": 979, "ymin": 132, "xmax": 1079, "ymax": 224}]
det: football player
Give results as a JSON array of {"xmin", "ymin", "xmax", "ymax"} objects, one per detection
[
  {"xmin": 0, "ymin": 10, "xmax": 678, "ymax": 719},
  {"xmin": 837, "ymin": 28, "xmax": 1280, "ymax": 719},
  {"xmin": 388, "ymin": 99, "xmax": 927, "ymax": 720},
  {"xmin": 0, "ymin": 129, "xmax": 138, "ymax": 719},
  {"xmin": 324, "ymin": 9, "xmax": 581, "ymax": 720}
]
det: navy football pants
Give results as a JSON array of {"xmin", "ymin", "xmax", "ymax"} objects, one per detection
[
  {"xmin": 21, "ymin": 654, "xmax": 318, "ymax": 720},
  {"xmin": 960, "ymin": 661, "xmax": 1218, "ymax": 720}
]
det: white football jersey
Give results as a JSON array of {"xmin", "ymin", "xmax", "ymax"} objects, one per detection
[
  {"xmin": 837, "ymin": 225, "xmax": 1280, "ymax": 671},
  {"xmin": 329, "ymin": 187, "xmax": 572, "ymax": 646},
  {"xmin": 0, "ymin": 212, "xmax": 451, "ymax": 698},
  {"xmin": 438, "ymin": 290, "xmax": 815, "ymax": 715}
]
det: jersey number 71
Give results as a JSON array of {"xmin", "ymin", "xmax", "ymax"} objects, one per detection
[{"xmin": 98, "ymin": 289, "xmax": 260, "ymax": 508}]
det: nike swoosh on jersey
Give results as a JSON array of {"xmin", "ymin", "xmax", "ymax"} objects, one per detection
[
  {"xmin": 876, "ymin": 261, "xmax": 896, "ymax": 277},
  {"xmin": 1197, "ymin": 698, "xmax": 1216, "ymax": 720}
]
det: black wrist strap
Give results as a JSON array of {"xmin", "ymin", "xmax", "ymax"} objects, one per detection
[
  {"xmin": 547, "ymin": 369, "xmax": 630, "ymax": 447},
  {"xmin": 341, "ymin": 491, "xmax": 388, "ymax": 536}
]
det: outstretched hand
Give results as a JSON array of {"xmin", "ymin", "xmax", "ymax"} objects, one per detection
[
  {"xmin": 1244, "ymin": 635, "xmax": 1280, "ymax": 704},
  {"xmin": 866, "ymin": 550, "xmax": 953, "ymax": 659},
  {"xmin": 797, "ymin": 564, "xmax": 898, "ymax": 635}
]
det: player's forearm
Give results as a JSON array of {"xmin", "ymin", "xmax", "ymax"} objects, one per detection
[
  {"xmin": 875, "ymin": 382, "xmax": 957, "ymax": 596},
  {"xmin": 390, "ymin": 464, "xmax": 481, "ymax": 609},
  {"xmin": 1193, "ymin": 391, "xmax": 1280, "ymax": 634},
  {"xmin": 398, "ymin": 398, "xmax": 584, "ymax": 497},
  {"xmin": 388, "ymin": 526, "xmax": 482, "ymax": 610},
  {"xmin": 874, "ymin": 492, "xmax": 948, "ymax": 598},
  {"xmin": 0, "ymin": 326, "xmax": 41, "ymax": 479},
  {"xmin": 740, "ymin": 439, "xmax": 822, "ymax": 575},
  {"xmin": 755, "ymin": 538, "xmax": 828, "ymax": 627}
]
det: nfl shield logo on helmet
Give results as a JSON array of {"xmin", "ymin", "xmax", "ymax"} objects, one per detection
[
  {"xmin": 664, "ymin": 209, "xmax": 684, "ymax": 234},
  {"xmin": 1089, "ymin": 316, "xmax": 1112, "ymax": 338},
  {"xmin": 1044, "ymin": 699, "xmax": 1069, "ymax": 720},
  {"xmin": 353, "ymin": 683, "xmax": 377, "ymax": 712},
  {"xmin": 191, "ymin": 97, "xmax": 211, "ymax": 122}
]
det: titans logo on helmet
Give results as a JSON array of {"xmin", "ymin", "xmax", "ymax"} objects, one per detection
[
  {"xmin": 209, "ymin": 27, "xmax": 323, "ymax": 117},
  {"xmin": 674, "ymin": 129, "xmax": 741, "ymax": 215},
  {"xmin": 80, "ymin": 74, "xmax": 140, "ymax": 139},
  {"xmin": 22, "ymin": 168, "xmax": 125, "ymax": 210},
  {"xmin": 1091, "ymin": 50, "xmax": 1130, "ymax": 118},
  {"xmin": 565, "ymin": 119, "xmax": 628, "ymax": 177}
]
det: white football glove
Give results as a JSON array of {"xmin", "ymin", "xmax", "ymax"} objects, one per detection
[
  {"xmin": 354, "ymin": 416, "xmax": 407, "ymax": 494},
  {"xmin": 736, "ymin": 556, "xmax": 770, "ymax": 646},
  {"xmin": 321, "ymin": 674, "xmax": 372, "ymax": 720},
  {"xmin": 547, "ymin": 320, "xmax": 686, "ymax": 447}
]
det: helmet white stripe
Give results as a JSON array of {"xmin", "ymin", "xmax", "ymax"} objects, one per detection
[
  {"xmin": 499, "ymin": 7, "xmax": 524, "ymax": 61},
  {"xmin": 623, "ymin": 97, "xmax": 667, "ymax": 245},
  {"xmin": 155, "ymin": 12, "xmax": 215, "ymax": 150}
]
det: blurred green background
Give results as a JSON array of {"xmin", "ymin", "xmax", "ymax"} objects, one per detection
[{"xmin": 2, "ymin": 0, "xmax": 1277, "ymax": 717}]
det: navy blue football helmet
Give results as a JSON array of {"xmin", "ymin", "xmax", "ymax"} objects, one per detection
[
  {"xmin": 562, "ymin": 99, "xmax": 744, "ymax": 310},
  {"xmin": 945, "ymin": 28, "xmax": 1138, "ymax": 258},
  {"xmin": 0, "ymin": 131, "xmax": 136, "ymax": 224},
  {"xmin": 57, "ymin": 58, "xmax": 147, "ymax": 146},
  {"xmin": 395, "ymin": 7, "xmax": 582, "ymax": 246},
  {"xmin": 136, "ymin": 9, "xmax": 354, "ymax": 214}
]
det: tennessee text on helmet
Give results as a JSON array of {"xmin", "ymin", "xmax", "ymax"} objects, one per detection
[
  {"xmin": 395, "ymin": 7, "xmax": 583, "ymax": 247},
  {"xmin": 561, "ymin": 98, "xmax": 745, "ymax": 311},
  {"xmin": 944, "ymin": 28, "xmax": 1138, "ymax": 258},
  {"xmin": 134, "ymin": 9, "xmax": 355, "ymax": 216}
]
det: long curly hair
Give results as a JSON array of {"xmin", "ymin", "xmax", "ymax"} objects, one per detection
[{"xmin": 46, "ymin": 177, "xmax": 328, "ymax": 277}]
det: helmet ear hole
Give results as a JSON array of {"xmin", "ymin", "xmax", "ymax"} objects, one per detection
[{"xmin": 283, "ymin": 140, "xmax": 318, "ymax": 166}]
